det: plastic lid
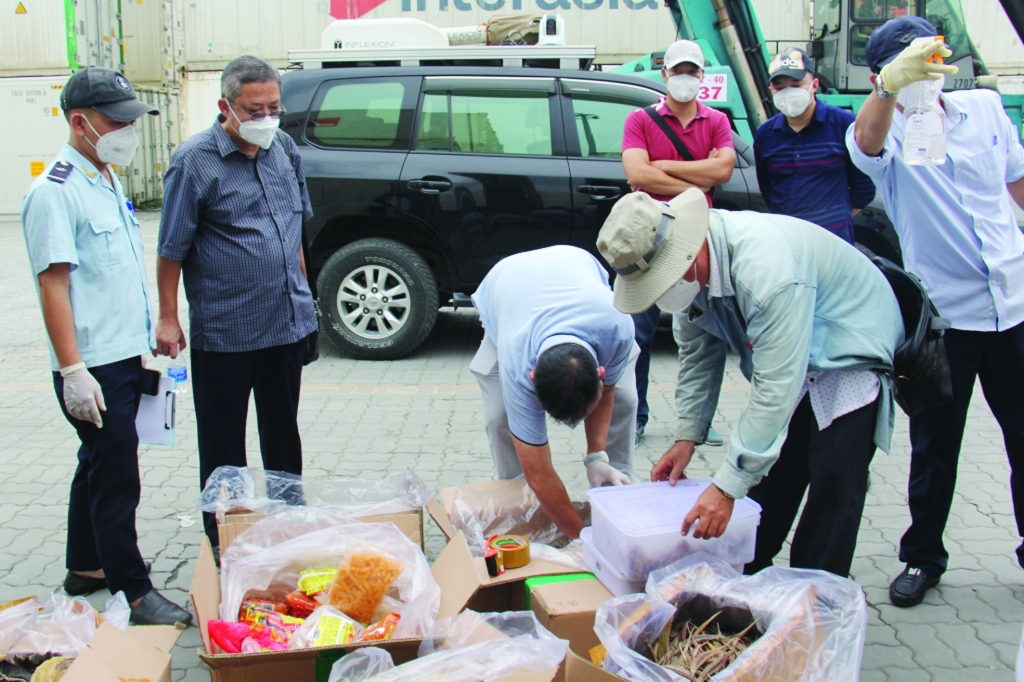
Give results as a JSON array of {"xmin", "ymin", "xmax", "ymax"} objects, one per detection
[{"xmin": 587, "ymin": 479, "xmax": 762, "ymax": 537}]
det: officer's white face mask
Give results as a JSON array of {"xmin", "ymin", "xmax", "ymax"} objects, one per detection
[
  {"xmin": 656, "ymin": 261, "xmax": 702, "ymax": 313},
  {"xmin": 229, "ymin": 103, "xmax": 280, "ymax": 150},
  {"xmin": 83, "ymin": 116, "xmax": 139, "ymax": 166}
]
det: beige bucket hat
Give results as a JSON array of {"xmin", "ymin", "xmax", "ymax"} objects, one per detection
[{"xmin": 597, "ymin": 188, "xmax": 709, "ymax": 314}]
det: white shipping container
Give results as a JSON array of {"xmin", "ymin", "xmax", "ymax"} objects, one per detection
[
  {"xmin": 180, "ymin": 0, "xmax": 675, "ymax": 68},
  {"xmin": 180, "ymin": 70, "xmax": 223, "ymax": 141},
  {"xmin": 116, "ymin": 86, "xmax": 182, "ymax": 206},
  {"xmin": 753, "ymin": 0, "xmax": 810, "ymax": 45},
  {"xmin": 964, "ymin": 0, "xmax": 1024, "ymax": 75},
  {"xmin": 1, "ymin": 76, "xmax": 69, "ymax": 215},
  {"xmin": 122, "ymin": 0, "xmax": 168, "ymax": 85},
  {"xmin": 0, "ymin": 0, "xmax": 123, "ymax": 77}
]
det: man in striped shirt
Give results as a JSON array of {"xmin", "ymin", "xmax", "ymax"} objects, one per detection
[
  {"xmin": 754, "ymin": 48, "xmax": 876, "ymax": 244},
  {"xmin": 156, "ymin": 56, "xmax": 317, "ymax": 557}
]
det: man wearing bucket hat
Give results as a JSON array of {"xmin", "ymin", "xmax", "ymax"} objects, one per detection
[
  {"xmin": 849, "ymin": 17, "xmax": 1024, "ymax": 606},
  {"xmin": 597, "ymin": 189, "xmax": 903, "ymax": 577},
  {"xmin": 21, "ymin": 67, "xmax": 192, "ymax": 625}
]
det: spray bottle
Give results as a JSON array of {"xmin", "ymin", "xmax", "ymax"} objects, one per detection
[{"xmin": 902, "ymin": 36, "xmax": 948, "ymax": 166}]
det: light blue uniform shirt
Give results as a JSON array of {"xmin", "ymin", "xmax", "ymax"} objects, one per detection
[
  {"xmin": 22, "ymin": 144, "xmax": 155, "ymax": 371},
  {"xmin": 472, "ymin": 246, "xmax": 635, "ymax": 446},
  {"xmin": 846, "ymin": 89, "xmax": 1024, "ymax": 332}
]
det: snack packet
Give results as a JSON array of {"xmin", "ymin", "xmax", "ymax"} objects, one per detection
[
  {"xmin": 358, "ymin": 613, "xmax": 401, "ymax": 642},
  {"xmin": 286, "ymin": 590, "xmax": 319, "ymax": 619},
  {"xmin": 288, "ymin": 606, "xmax": 364, "ymax": 650},
  {"xmin": 298, "ymin": 568, "xmax": 337, "ymax": 596},
  {"xmin": 327, "ymin": 544, "xmax": 404, "ymax": 624}
]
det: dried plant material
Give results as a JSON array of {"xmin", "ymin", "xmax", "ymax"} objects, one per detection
[
  {"xmin": 327, "ymin": 546, "xmax": 404, "ymax": 624},
  {"xmin": 655, "ymin": 611, "xmax": 758, "ymax": 682}
]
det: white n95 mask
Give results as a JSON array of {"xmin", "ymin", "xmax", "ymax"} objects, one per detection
[
  {"xmin": 230, "ymin": 105, "xmax": 280, "ymax": 150},
  {"xmin": 666, "ymin": 74, "xmax": 701, "ymax": 103},
  {"xmin": 656, "ymin": 262, "xmax": 701, "ymax": 313},
  {"xmin": 84, "ymin": 118, "xmax": 139, "ymax": 166},
  {"xmin": 772, "ymin": 86, "xmax": 812, "ymax": 118}
]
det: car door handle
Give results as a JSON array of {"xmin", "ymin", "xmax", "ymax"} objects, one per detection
[
  {"xmin": 577, "ymin": 185, "xmax": 622, "ymax": 200},
  {"xmin": 408, "ymin": 179, "xmax": 452, "ymax": 194}
]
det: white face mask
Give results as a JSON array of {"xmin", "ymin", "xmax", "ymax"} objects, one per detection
[
  {"xmin": 772, "ymin": 85, "xmax": 812, "ymax": 118},
  {"xmin": 229, "ymin": 103, "xmax": 280, "ymax": 150},
  {"xmin": 666, "ymin": 74, "xmax": 701, "ymax": 103},
  {"xmin": 656, "ymin": 262, "xmax": 701, "ymax": 313},
  {"xmin": 83, "ymin": 117, "xmax": 139, "ymax": 166}
]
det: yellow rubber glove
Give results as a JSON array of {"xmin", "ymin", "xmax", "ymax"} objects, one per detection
[{"xmin": 879, "ymin": 36, "xmax": 959, "ymax": 93}]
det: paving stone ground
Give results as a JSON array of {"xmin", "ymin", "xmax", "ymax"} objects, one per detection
[{"xmin": 0, "ymin": 212, "xmax": 1021, "ymax": 680}]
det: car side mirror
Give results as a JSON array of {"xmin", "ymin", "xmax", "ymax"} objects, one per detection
[{"xmin": 809, "ymin": 40, "xmax": 824, "ymax": 59}]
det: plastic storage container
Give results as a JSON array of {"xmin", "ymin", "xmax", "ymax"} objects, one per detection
[
  {"xmin": 587, "ymin": 479, "xmax": 761, "ymax": 581},
  {"xmin": 580, "ymin": 527, "xmax": 646, "ymax": 597}
]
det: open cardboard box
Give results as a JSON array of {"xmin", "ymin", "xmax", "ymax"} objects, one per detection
[
  {"xmin": 60, "ymin": 621, "xmax": 184, "ymax": 682},
  {"xmin": 191, "ymin": 527, "xmax": 585, "ymax": 682},
  {"xmin": 217, "ymin": 506, "xmax": 426, "ymax": 552},
  {"xmin": 530, "ymin": 578, "xmax": 612, "ymax": 659}
]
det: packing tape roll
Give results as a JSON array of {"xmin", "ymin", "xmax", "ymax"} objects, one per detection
[{"xmin": 487, "ymin": 534, "xmax": 531, "ymax": 569}]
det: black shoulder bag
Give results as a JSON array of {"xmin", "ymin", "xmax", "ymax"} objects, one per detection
[
  {"xmin": 643, "ymin": 105, "xmax": 718, "ymax": 202},
  {"xmin": 277, "ymin": 129, "xmax": 321, "ymax": 366},
  {"xmin": 871, "ymin": 255, "xmax": 953, "ymax": 417}
]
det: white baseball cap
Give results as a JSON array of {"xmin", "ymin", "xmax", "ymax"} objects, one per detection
[{"xmin": 664, "ymin": 40, "xmax": 705, "ymax": 71}]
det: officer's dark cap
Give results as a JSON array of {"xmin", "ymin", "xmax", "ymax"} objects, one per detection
[{"xmin": 60, "ymin": 67, "xmax": 159, "ymax": 122}]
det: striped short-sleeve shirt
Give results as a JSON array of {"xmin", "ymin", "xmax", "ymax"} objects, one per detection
[{"xmin": 158, "ymin": 119, "xmax": 317, "ymax": 352}]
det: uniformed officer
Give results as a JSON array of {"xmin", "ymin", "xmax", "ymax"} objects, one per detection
[{"xmin": 21, "ymin": 67, "xmax": 192, "ymax": 626}]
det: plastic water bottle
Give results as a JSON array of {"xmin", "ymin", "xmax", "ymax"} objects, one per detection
[
  {"xmin": 168, "ymin": 362, "xmax": 188, "ymax": 393},
  {"xmin": 902, "ymin": 37, "xmax": 947, "ymax": 166}
]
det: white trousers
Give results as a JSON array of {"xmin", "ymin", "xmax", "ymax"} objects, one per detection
[{"xmin": 470, "ymin": 334, "xmax": 640, "ymax": 479}]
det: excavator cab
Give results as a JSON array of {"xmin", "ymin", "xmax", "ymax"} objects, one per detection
[{"xmin": 811, "ymin": 0, "xmax": 989, "ymax": 93}]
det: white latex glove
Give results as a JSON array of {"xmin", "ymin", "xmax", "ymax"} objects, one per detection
[
  {"xmin": 61, "ymin": 363, "xmax": 106, "ymax": 428},
  {"xmin": 584, "ymin": 451, "xmax": 631, "ymax": 487},
  {"xmin": 879, "ymin": 36, "xmax": 958, "ymax": 93}
]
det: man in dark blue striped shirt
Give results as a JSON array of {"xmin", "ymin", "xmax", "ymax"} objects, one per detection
[
  {"xmin": 155, "ymin": 56, "xmax": 317, "ymax": 554},
  {"xmin": 755, "ymin": 48, "xmax": 876, "ymax": 244}
]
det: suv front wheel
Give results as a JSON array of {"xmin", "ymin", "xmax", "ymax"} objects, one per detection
[{"xmin": 317, "ymin": 238, "xmax": 439, "ymax": 360}]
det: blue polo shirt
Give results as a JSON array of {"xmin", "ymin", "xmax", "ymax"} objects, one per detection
[
  {"xmin": 754, "ymin": 98, "xmax": 876, "ymax": 243},
  {"xmin": 22, "ymin": 144, "xmax": 155, "ymax": 371}
]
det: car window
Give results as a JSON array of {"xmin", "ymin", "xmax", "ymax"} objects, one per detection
[
  {"xmin": 415, "ymin": 90, "xmax": 553, "ymax": 156},
  {"xmin": 561, "ymin": 81, "xmax": 659, "ymax": 159},
  {"xmin": 307, "ymin": 80, "xmax": 407, "ymax": 149}
]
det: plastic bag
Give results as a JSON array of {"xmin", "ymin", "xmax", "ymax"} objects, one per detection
[
  {"xmin": 288, "ymin": 606, "xmax": 363, "ymax": 649},
  {"xmin": 220, "ymin": 520, "xmax": 440, "ymax": 640},
  {"xmin": 594, "ymin": 554, "xmax": 867, "ymax": 682},
  {"xmin": 327, "ymin": 648, "xmax": 396, "ymax": 681},
  {"xmin": 101, "ymin": 592, "xmax": 130, "ymax": 632},
  {"xmin": 449, "ymin": 476, "xmax": 590, "ymax": 557},
  {"xmin": 328, "ymin": 610, "xmax": 569, "ymax": 682},
  {"xmin": 196, "ymin": 466, "xmax": 430, "ymax": 518},
  {"xmin": 0, "ymin": 593, "xmax": 99, "ymax": 656}
]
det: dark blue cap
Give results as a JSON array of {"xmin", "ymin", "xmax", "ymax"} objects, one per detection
[{"xmin": 865, "ymin": 16, "xmax": 938, "ymax": 74}]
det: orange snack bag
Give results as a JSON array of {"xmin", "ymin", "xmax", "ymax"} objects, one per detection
[
  {"xmin": 357, "ymin": 613, "xmax": 400, "ymax": 642},
  {"xmin": 327, "ymin": 544, "xmax": 404, "ymax": 624}
]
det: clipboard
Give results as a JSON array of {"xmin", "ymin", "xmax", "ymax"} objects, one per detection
[{"xmin": 136, "ymin": 375, "xmax": 176, "ymax": 446}]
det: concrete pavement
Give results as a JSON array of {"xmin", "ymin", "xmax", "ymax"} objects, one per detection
[{"xmin": 0, "ymin": 212, "xmax": 1020, "ymax": 680}]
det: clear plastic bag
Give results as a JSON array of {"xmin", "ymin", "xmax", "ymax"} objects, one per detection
[
  {"xmin": 220, "ymin": 520, "xmax": 440, "ymax": 641},
  {"xmin": 288, "ymin": 605, "xmax": 364, "ymax": 649},
  {"xmin": 595, "ymin": 554, "xmax": 867, "ymax": 682},
  {"xmin": 328, "ymin": 610, "xmax": 569, "ymax": 682},
  {"xmin": 101, "ymin": 592, "xmax": 130, "ymax": 632},
  {"xmin": 196, "ymin": 466, "xmax": 431, "ymax": 518},
  {"xmin": 449, "ymin": 476, "xmax": 590, "ymax": 557},
  {"xmin": 0, "ymin": 593, "xmax": 99, "ymax": 656}
]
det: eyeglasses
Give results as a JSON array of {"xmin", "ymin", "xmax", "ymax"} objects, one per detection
[{"xmin": 230, "ymin": 101, "xmax": 286, "ymax": 122}]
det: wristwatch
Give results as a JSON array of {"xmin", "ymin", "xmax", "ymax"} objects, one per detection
[{"xmin": 871, "ymin": 73, "xmax": 898, "ymax": 100}]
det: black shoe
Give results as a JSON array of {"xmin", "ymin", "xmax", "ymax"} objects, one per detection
[
  {"xmin": 64, "ymin": 561, "xmax": 152, "ymax": 596},
  {"xmin": 129, "ymin": 589, "xmax": 193, "ymax": 626},
  {"xmin": 213, "ymin": 544, "xmax": 221, "ymax": 568},
  {"xmin": 889, "ymin": 566, "xmax": 940, "ymax": 607}
]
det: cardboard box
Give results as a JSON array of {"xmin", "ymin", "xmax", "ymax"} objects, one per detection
[
  {"xmin": 530, "ymin": 579, "xmax": 612, "ymax": 658},
  {"xmin": 191, "ymin": 530, "xmax": 582, "ymax": 682},
  {"xmin": 60, "ymin": 621, "xmax": 184, "ymax": 682},
  {"xmin": 564, "ymin": 650, "xmax": 625, "ymax": 681},
  {"xmin": 217, "ymin": 507, "xmax": 425, "ymax": 552}
]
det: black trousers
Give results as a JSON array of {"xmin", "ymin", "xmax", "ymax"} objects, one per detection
[
  {"xmin": 54, "ymin": 356, "xmax": 153, "ymax": 603},
  {"xmin": 632, "ymin": 307, "xmax": 660, "ymax": 429},
  {"xmin": 745, "ymin": 394, "xmax": 878, "ymax": 578},
  {"xmin": 900, "ymin": 323, "xmax": 1024, "ymax": 576},
  {"xmin": 192, "ymin": 338, "xmax": 306, "ymax": 546}
]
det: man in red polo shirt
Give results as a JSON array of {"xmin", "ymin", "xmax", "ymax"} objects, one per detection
[{"xmin": 622, "ymin": 38, "xmax": 735, "ymax": 448}]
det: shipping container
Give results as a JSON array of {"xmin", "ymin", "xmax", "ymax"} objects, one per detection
[
  {"xmin": 1, "ymin": 76, "xmax": 69, "ymax": 214},
  {"xmin": 121, "ymin": 0, "xmax": 168, "ymax": 85},
  {"xmin": 1, "ymin": 0, "xmax": 121, "ymax": 77},
  {"xmin": 180, "ymin": 70, "xmax": 222, "ymax": 140},
  {"xmin": 964, "ymin": 0, "xmax": 1024, "ymax": 75},
  {"xmin": 116, "ymin": 85, "xmax": 182, "ymax": 207}
]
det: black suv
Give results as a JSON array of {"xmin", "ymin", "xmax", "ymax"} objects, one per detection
[{"xmin": 280, "ymin": 66, "xmax": 898, "ymax": 360}]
